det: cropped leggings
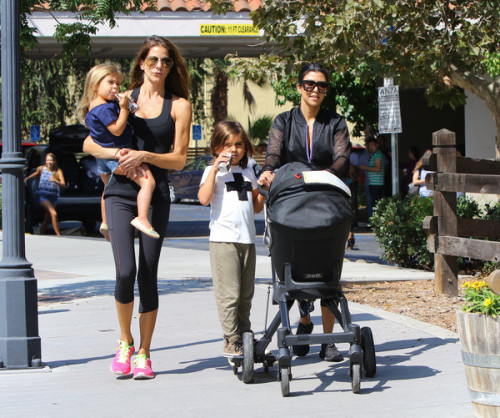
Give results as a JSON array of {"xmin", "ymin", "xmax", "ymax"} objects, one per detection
[{"xmin": 105, "ymin": 195, "xmax": 170, "ymax": 313}]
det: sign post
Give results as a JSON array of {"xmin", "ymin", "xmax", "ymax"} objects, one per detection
[{"xmin": 378, "ymin": 78, "xmax": 403, "ymax": 195}]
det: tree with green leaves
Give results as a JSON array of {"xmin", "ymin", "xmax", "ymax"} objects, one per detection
[
  {"xmin": 18, "ymin": 1, "xmax": 157, "ymax": 139},
  {"xmin": 214, "ymin": 0, "xmax": 499, "ymax": 158},
  {"xmin": 270, "ymin": 70, "xmax": 378, "ymax": 136},
  {"xmin": 21, "ymin": 1, "xmax": 156, "ymax": 58},
  {"xmin": 18, "ymin": 2, "xmax": 256, "ymax": 135}
]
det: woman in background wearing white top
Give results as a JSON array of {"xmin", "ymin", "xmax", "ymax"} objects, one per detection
[{"xmin": 412, "ymin": 150, "xmax": 433, "ymax": 197}]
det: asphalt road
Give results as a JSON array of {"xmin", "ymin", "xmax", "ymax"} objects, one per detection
[
  {"xmin": 55, "ymin": 202, "xmax": 383, "ymax": 262},
  {"xmin": 165, "ymin": 204, "xmax": 384, "ymax": 262}
]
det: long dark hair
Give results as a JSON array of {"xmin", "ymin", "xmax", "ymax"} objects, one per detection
[
  {"xmin": 130, "ymin": 35, "xmax": 190, "ymax": 99},
  {"xmin": 298, "ymin": 62, "xmax": 330, "ymax": 84},
  {"xmin": 210, "ymin": 120, "xmax": 253, "ymax": 169}
]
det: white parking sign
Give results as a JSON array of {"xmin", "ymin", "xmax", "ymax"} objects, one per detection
[{"xmin": 378, "ymin": 86, "xmax": 402, "ymax": 134}]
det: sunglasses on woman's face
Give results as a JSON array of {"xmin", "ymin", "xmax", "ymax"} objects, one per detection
[
  {"xmin": 145, "ymin": 56, "xmax": 174, "ymax": 69},
  {"xmin": 301, "ymin": 80, "xmax": 329, "ymax": 93}
]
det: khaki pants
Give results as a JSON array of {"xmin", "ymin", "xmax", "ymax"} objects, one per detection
[{"xmin": 209, "ymin": 242, "xmax": 256, "ymax": 339}]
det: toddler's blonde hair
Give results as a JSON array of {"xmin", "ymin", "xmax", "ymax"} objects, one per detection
[{"xmin": 77, "ymin": 62, "xmax": 123, "ymax": 124}]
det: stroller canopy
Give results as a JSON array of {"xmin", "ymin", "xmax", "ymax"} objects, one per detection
[{"xmin": 267, "ymin": 162, "xmax": 353, "ymax": 230}]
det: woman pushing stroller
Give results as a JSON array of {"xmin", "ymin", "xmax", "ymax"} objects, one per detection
[{"xmin": 258, "ymin": 62, "xmax": 351, "ymax": 362}]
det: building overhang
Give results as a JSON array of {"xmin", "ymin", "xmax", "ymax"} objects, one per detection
[{"xmin": 26, "ymin": 11, "xmax": 271, "ymax": 59}]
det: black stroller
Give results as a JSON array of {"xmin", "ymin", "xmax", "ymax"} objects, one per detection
[{"xmin": 231, "ymin": 162, "xmax": 376, "ymax": 396}]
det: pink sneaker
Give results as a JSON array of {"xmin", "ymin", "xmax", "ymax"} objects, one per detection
[
  {"xmin": 133, "ymin": 354, "xmax": 155, "ymax": 379},
  {"xmin": 110, "ymin": 340, "xmax": 134, "ymax": 375}
]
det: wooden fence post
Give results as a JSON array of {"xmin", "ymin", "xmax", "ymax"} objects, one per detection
[{"xmin": 431, "ymin": 129, "xmax": 458, "ymax": 296}]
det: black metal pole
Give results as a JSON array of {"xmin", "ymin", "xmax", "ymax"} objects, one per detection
[{"xmin": 0, "ymin": 0, "xmax": 42, "ymax": 369}]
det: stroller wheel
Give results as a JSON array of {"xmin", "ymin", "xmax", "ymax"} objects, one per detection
[
  {"xmin": 279, "ymin": 367, "xmax": 291, "ymax": 397},
  {"xmin": 361, "ymin": 327, "xmax": 376, "ymax": 377},
  {"xmin": 350, "ymin": 363, "xmax": 361, "ymax": 393},
  {"xmin": 242, "ymin": 332, "xmax": 254, "ymax": 384},
  {"xmin": 228, "ymin": 357, "xmax": 241, "ymax": 374}
]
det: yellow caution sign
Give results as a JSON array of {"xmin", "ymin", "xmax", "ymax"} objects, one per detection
[{"xmin": 199, "ymin": 24, "xmax": 259, "ymax": 36}]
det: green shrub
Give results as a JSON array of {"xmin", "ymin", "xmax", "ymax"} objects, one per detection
[
  {"xmin": 248, "ymin": 115, "xmax": 273, "ymax": 145},
  {"xmin": 484, "ymin": 201, "xmax": 500, "ymax": 221},
  {"xmin": 370, "ymin": 195, "xmax": 434, "ymax": 269},
  {"xmin": 371, "ymin": 194, "xmax": 500, "ymax": 272},
  {"xmin": 457, "ymin": 195, "xmax": 481, "ymax": 218}
]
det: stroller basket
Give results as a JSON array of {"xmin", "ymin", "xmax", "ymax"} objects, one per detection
[{"xmin": 271, "ymin": 221, "xmax": 350, "ymax": 301}]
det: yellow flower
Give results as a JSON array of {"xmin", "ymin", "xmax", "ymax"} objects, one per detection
[
  {"xmin": 484, "ymin": 298, "xmax": 492, "ymax": 307},
  {"xmin": 462, "ymin": 281, "xmax": 471, "ymax": 288}
]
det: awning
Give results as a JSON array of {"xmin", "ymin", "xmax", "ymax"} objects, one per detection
[{"xmin": 26, "ymin": 11, "xmax": 271, "ymax": 58}]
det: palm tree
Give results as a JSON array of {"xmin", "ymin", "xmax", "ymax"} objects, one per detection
[{"xmin": 211, "ymin": 61, "xmax": 229, "ymax": 123}]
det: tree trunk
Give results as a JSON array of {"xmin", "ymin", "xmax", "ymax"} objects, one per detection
[
  {"xmin": 495, "ymin": 114, "xmax": 500, "ymax": 161},
  {"xmin": 211, "ymin": 68, "xmax": 228, "ymax": 124},
  {"xmin": 448, "ymin": 65, "xmax": 500, "ymax": 160}
]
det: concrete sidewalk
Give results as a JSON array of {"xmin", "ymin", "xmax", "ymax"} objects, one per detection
[{"xmin": 0, "ymin": 234, "xmax": 472, "ymax": 417}]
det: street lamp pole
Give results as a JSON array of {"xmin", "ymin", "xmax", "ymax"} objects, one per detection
[{"xmin": 0, "ymin": 0, "xmax": 42, "ymax": 369}]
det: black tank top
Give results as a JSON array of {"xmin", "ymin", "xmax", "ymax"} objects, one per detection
[{"xmin": 103, "ymin": 88, "xmax": 175, "ymax": 202}]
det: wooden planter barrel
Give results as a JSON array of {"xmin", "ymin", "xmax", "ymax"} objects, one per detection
[{"xmin": 457, "ymin": 311, "xmax": 500, "ymax": 417}]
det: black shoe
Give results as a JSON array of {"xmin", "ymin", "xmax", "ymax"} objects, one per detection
[
  {"xmin": 319, "ymin": 343, "xmax": 344, "ymax": 362},
  {"xmin": 292, "ymin": 322, "xmax": 313, "ymax": 357}
]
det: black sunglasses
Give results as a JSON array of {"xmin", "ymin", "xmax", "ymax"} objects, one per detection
[
  {"xmin": 145, "ymin": 55, "xmax": 174, "ymax": 69},
  {"xmin": 300, "ymin": 80, "xmax": 329, "ymax": 93}
]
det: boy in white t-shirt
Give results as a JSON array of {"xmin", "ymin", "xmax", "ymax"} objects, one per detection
[{"xmin": 198, "ymin": 120, "xmax": 265, "ymax": 358}]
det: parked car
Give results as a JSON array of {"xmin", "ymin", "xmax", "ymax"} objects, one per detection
[
  {"xmin": 0, "ymin": 141, "xmax": 38, "ymax": 156},
  {"xmin": 168, "ymin": 154, "xmax": 262, "ymax": 203},
  {"xmin": 24, "ymin": 124, "xmax": 103, "ymax": 233},
  {"xmin": 169, "ymin": 154, "xmax": 213, "ymax": 202},
  {"xmin": 0, "ymin": 142, "xmax": 38, "ymax": 184}
]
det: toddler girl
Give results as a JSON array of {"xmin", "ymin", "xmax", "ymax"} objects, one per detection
[{"xmin": 77, "ymin": 62, "xmax": 159, "ymax": 240}]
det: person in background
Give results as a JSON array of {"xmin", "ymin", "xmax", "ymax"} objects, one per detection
[
  {"xmin": 377, "ymin": 135, "xmax": 392, "ymax": 197},
  {"xmin": 400, "ymin": 146, "xmax": 420, "ymax": 195},
  {"xmin": 24, "ymin": 153, "xmax": 66, "ymax": 236},
  {"xmin": 346, "ymin": 149, "xmax": 360, "ymax": 249},
  {"xmin": 358, "ymin": 138, "xmax": 372, "ymax": 218},
  {"xmin": 360, "ymin": 136, "xmax": 385, "ymax": 217},
  {"xmin": 412, "ymin": 150, "xmax": 433, "ymax": 198}
]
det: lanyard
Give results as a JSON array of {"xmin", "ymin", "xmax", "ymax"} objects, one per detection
[{"xmin": 305, "ymin": 124, "xmax": 313, "ymax": 163}]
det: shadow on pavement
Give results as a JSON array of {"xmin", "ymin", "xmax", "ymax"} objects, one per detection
[{"xmin": 38, "ymin": 277, "xmax": 215, "ymax": 305}]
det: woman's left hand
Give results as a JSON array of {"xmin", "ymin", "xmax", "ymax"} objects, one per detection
[
  {"xmin": 257, "ymin": 170, "xmax": 275, "ymax": 190},
  {"xmin": 117, "ymin": 149, "xmax": 145, "ymax": 170}
]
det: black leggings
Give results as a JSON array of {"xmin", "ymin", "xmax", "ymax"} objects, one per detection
[{"xmin": 105, "ymin": 195, "xmax": 170, "ymax": 313}]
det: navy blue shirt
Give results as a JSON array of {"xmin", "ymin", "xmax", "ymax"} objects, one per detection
[
  {"xmin": 103, "ymin": 90, "xmax": 175, "ymax": 203},
  {"xmin": 85, "ymin": 101, "xmax": 134, "ymax": 149}
]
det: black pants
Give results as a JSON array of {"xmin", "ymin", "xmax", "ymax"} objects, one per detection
[
  {"xmin": 105, "ymin": 195, "xmax": 170, "ymax": 313},
  {"xmin": 369, "ymin": 185, "xmax": 385, "ymax": 213}
]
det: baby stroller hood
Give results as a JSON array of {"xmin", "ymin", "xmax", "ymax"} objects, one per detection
[{"xmin": 267, "ymin": 162, "xmax": 352, "ymax": 230}]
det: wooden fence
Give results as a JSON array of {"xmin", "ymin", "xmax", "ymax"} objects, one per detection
[{"xmin": 422, "ymin": 129, "xmax": 500, "ymax": 296}]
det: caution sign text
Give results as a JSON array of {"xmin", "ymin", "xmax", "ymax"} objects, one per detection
[{"xmin": 199, "ymin": 24, "xmax": 259, "ymax": 36}]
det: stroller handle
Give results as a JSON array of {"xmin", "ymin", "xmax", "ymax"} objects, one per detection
[{"xmin": 257, "ymin": 183, "xmax": 269, "ymax": 197}]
